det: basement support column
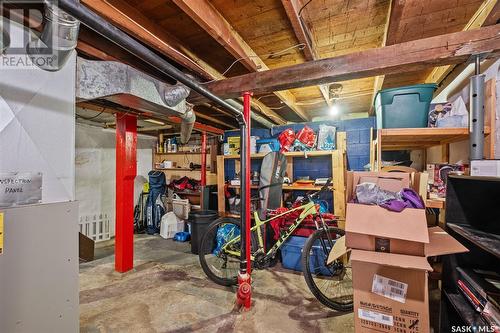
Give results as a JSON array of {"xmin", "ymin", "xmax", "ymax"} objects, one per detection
[
  {"xmin": 200, "ymin": 131, "xmax": 209, "ymax": 210},
  {"xmin": 469, "ymin": 55, "xmax": 485, "ymax": 160},
  {"xmin": 115, "ymin": 114, "xmax": 137, "ymax": 273}
]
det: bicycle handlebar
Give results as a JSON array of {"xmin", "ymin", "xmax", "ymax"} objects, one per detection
[{"xmin": 307, "ymin": 177, "xmax": 332, "ymax": 201}]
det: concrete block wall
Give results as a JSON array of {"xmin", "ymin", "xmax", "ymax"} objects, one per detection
[{"xmin": 223, "ymin": 117, "xmax": 375, "ymax": 180}]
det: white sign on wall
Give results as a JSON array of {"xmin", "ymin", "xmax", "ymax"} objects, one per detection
[{"xmin": 0, "ymin": 172, "xmax": 42, "ymax": 207}]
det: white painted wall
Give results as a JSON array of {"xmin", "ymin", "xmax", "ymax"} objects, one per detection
[
  {"xmin": 75, "ymin": 123, "xmax": 154, "ymax": 237},
  {"xmin": 0, "ymin": 21, "xmax": 75, "ymax": 203}
]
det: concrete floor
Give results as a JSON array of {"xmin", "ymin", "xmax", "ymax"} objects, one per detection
[{"xmin": 80, "ymin": 234, "xmax": 354, "ymax": 333}]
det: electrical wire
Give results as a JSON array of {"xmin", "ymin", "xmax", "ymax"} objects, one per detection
[
  {"xmin": 201, "ymin": 43, "xmax": 306, "ymax": 84},
  {"xmin": 298, "ymin": 0, "xmax": 313, "ymax": 17},
  {"xmin": 76, "ymin": 110, "xmax": 105, "ymax": 120}
]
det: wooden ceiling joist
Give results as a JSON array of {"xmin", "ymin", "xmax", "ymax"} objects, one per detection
[
  {"xmin": 172, "ymin": 0, "xmax": 310, "ymax": 121},
  {"xmin": 370, "ymin": 0, "xmax": 403, "ymax": 111},
  {"xmin": 281, "ymin": 0, "xmax": 332, "ymax": 107},
  {"xmin": 195, "ymin": 25, "xmax": 500, "ymax": 99},
  {"xmin": 80, "ymin": 0, "xmax": 287, "ymax": 125},
  {"xmin": 425, "ymin": 0, "xmax": 499, "ymax": 85}
]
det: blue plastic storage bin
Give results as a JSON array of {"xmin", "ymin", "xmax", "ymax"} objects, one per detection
[
  {"xmin": 256, "ymin": 138, "xmax": 280, "ymax": 153},
  {"xmin": 280, "ymin": 236, "xmax": 332, "ymax": 276},
  {"xmin": 375, "ymin": 83, "xmax": 437, "ymax": 129}
]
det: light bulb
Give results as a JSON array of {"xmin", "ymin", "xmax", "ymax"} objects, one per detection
[{"xmin": 329, "ymin": 104, "xmax": 339, "ymax": 116}]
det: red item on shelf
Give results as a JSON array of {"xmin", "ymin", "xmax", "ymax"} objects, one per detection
[
  {"xmin": 295, "ymin": 125, "xmax": 316, "ymax": 148},
  {"xmin": 278, "ymin": 128, "xmax": 296, "ymax": 152}
]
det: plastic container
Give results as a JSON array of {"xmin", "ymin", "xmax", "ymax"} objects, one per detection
[
  {"xmin": 172, "ymin": 193, "xmax": 190, "ymax": 219},
  {"xmin": 257, "ymin": 138, "xmax": 280, "ymax": 153},
  {"xmin": 189, "ymin": 210, "xmax": 219, "ymax": 254},
  {"xmin": 160, "ymin": 212, "xmax": 184, "ymax": 239},
  {"xmin": 280, "ymin": 236, "xmax": 332, "ymax": 276},
  {"xmin": 375, "ymin": 83, "xmax": 437, "ymax": 129},
  {"xmin": 173, "ymin": 231, "xmax": 190, "ymax": 242}
]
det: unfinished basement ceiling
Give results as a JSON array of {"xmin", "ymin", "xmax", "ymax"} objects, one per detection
[{"xmin": 75, "ymin": 0, "xmax": 494, "ymax": 127}]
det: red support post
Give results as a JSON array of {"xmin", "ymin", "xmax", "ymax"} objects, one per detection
[
  {"xmin": 201, "ymin": 132, "xmax": 207, "ymax": 187},
  {"xmin": 236, "ymin": 91, "xmax": 253, "ymax": 310},
  {"xmin": 243, "ymin": 92, "xmax": 252, "ymax": 275},
  {"xmin": 115, "ymin": 113, "xmax": 137, "ymax": 273}
]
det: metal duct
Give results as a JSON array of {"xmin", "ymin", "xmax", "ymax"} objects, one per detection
[
  {"xmin": 27, "ymin": 1, "xmax": 80, "ymax": 71},
  {"xmin": 0, "ymin": 22, "xmax": 10, "ymax": 54},
  {"xmin": 56, "ymin": 0, "xmax": 243, "ymax": 122},
  {"xmin": 77, "ymin": 57, "xmax": 197, "ymax": 141},
  {"xmin": 163, "ymin": 81, "xmax": 191, "ymax": 107},
  {"xmin": 180, "ymin": 105, "xmax": 196, "ymax": 144}
]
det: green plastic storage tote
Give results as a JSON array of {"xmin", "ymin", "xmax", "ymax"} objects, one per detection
[{"xmin": 375, "ymin": 83, "xmax": 437, "ymax": 128}]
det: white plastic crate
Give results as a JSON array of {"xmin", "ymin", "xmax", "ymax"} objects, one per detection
[
  {"xmin": 79, "ymin": 213, "xmax": 111, "ymax": 242},
  {"xmin": 171, "ymin": 194, "xmax": 190, "ymax": 220},
  {"xmin": 160, "ymin": 212, "xmax": 185, "ymax": 239}
]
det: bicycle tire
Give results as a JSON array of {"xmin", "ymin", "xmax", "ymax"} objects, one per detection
[
  {"xmin": 302, "ymin": 227, "xmax": 353, "ymax": 311},
  {"xmin": 199, "ymin": 217, "xmax": 257, "ymax": 287}
]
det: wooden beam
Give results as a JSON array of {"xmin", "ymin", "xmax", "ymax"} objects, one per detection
[
  {"xmin": 281, "ymin": 0, "xmax": 317, "ymax": 61},
  {"xmin": 80, "ymin": 0, "xmax": 287, "ymax": 125},
  {"xmin": 281, "ymin": 0, "xmax": 332, "ymax": 107},
  {"xmin": 76, "ymin": 102, "xmax": 225, "ymax": 135},
  {"xmin": 81, "ymin": 0, "xmax": 216, "ymax": 80},
  {"xmin": 370, "ymin": 0, "xmax": 402, "ymax": 113},
  {"xmin": 77, "ymin": 40, "xmax": 119, "ymax": 62},
  {"xmin": 172, "ymin": 0, "xmax": 309, "ymax": 121},
  {"xmin": 425, "ymin": 0, "xmax": 499, "ymax": 84},
  {"xmin": 195, "ymin": 25, "xmax": 500, "ymax": 99}
]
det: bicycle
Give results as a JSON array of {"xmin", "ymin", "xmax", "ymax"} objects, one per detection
[{"xmin": 198, "ymin": 179, "xmax": 353, "ymax": 311}]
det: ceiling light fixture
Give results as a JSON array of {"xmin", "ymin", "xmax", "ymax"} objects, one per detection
[
  {"xmin": 329, "ymin": 104, "xmax": 339, "ymax": 116},
  {"xmin": 144, "ymin": 118, "xmax": 165, "ymax": 125}
]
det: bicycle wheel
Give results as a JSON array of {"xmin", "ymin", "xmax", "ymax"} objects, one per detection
[
  {"xmin": 302, "ymin": 227, "xmax": 353, "ymax": 311},
  {"xmin": 199, "ymin": 217, "xmax": 256, "ymax": 287}
]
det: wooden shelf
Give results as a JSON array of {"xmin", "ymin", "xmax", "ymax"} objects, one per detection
[
  {"xmin": 216, "ymin": 132, "xmax": 348, "ymax": 219},
  {"xmin": 443, "ymin": 291, "xmax": 487, "ymax": 327},
  {"xmin": 426, "ymin": 199, "xmax": 445, "ymax": 209},
  {"xmin": 379, "ymin": 127, "xmax": 491, "ymax": 150},
  {"xmin": 222, "ymin": 150, "xmax": 338, "ymax": 159},
  {"xmin": 155, "ymin": 151, "xmax": 207, "ymax": 155},
  {"xmin": 174, "ymin": 191, "xmax": 201, "ymax": 196},
  {"xmin": 448, "ymin": 223, "xmax": 500, "ymax": 259},
  {"xmin": 227, "ymin": 184, "xmax": 333, "ymax": 191},
  {"xmin": 284, "ymin": 185, "xmax": 332, "ymax": 191},
  {"xmin": 227, "ymin": 184, "xmax": 259, "ymax": 189},
  {"xmin": 156, "ymin": 167, "xmax": 196, "ymax": 171}
]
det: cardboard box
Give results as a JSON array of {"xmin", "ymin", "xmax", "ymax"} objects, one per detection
[
  {"xmin": 346, "ymin": 172, "xmax": 428, "ymax": 256},
  {"xmin": 227, "ymin": 136, "xmax": 240, "ymax": 155},
  {"xmin": 352, "ymin": 227, "xmax": 468, "ymax": 333},
  {"xmin": 470, "ymin": 159, "xmax": 500, "ymax": 177}
]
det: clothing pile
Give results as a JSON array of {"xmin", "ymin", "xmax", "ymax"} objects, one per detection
[{"xmin": 354, "ymin": 182, "xmax": 424, "ymax": 212}]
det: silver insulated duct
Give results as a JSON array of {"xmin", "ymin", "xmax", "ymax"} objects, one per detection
[
  {"xmin": 0, "ymin": 21, "xmax": 10, "ymax": 54},
  {"xmin": 76, "ymin": 57, "xmax": 196, "ymax": 142},
  {"xmin": 27, "ymin": 1, "xmax": 80, "ymax": 71}
]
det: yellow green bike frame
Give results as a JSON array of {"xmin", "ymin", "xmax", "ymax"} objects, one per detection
[{"xmin": 221, "ymin": 201, "xmax": 318, "ymax": 260}]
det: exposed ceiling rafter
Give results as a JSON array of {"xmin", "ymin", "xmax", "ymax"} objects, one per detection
[
  {"xmin": 80, "ymin": 0, "xmax": 286, "ymax": 126},
  {"xmin": 191, "ymin": 25, "xmax": 500, "ymax": 99},
  {"xmin": 370, "ymin": 0, "xmax": 404, "ymax": 113},
  {"xmin": 281, "ymin": 0, "xmax": 332, "ymax": 107},
  {"xmin": 172, "ymin": 0, "xmax": 309, "ymax": 121},
  {"xmin": 425, "ymin": 0, "xmax": 499, "ymax": 85}
]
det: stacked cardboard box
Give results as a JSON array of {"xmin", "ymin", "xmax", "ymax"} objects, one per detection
[{"xmin": 345, "ymin": 172, "xmax": 468, "ymax": 332}]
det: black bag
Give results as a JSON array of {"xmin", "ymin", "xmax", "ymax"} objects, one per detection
[{"xmin": 257, "ymin": 152, "xmax": 287, "ymax": 219}]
